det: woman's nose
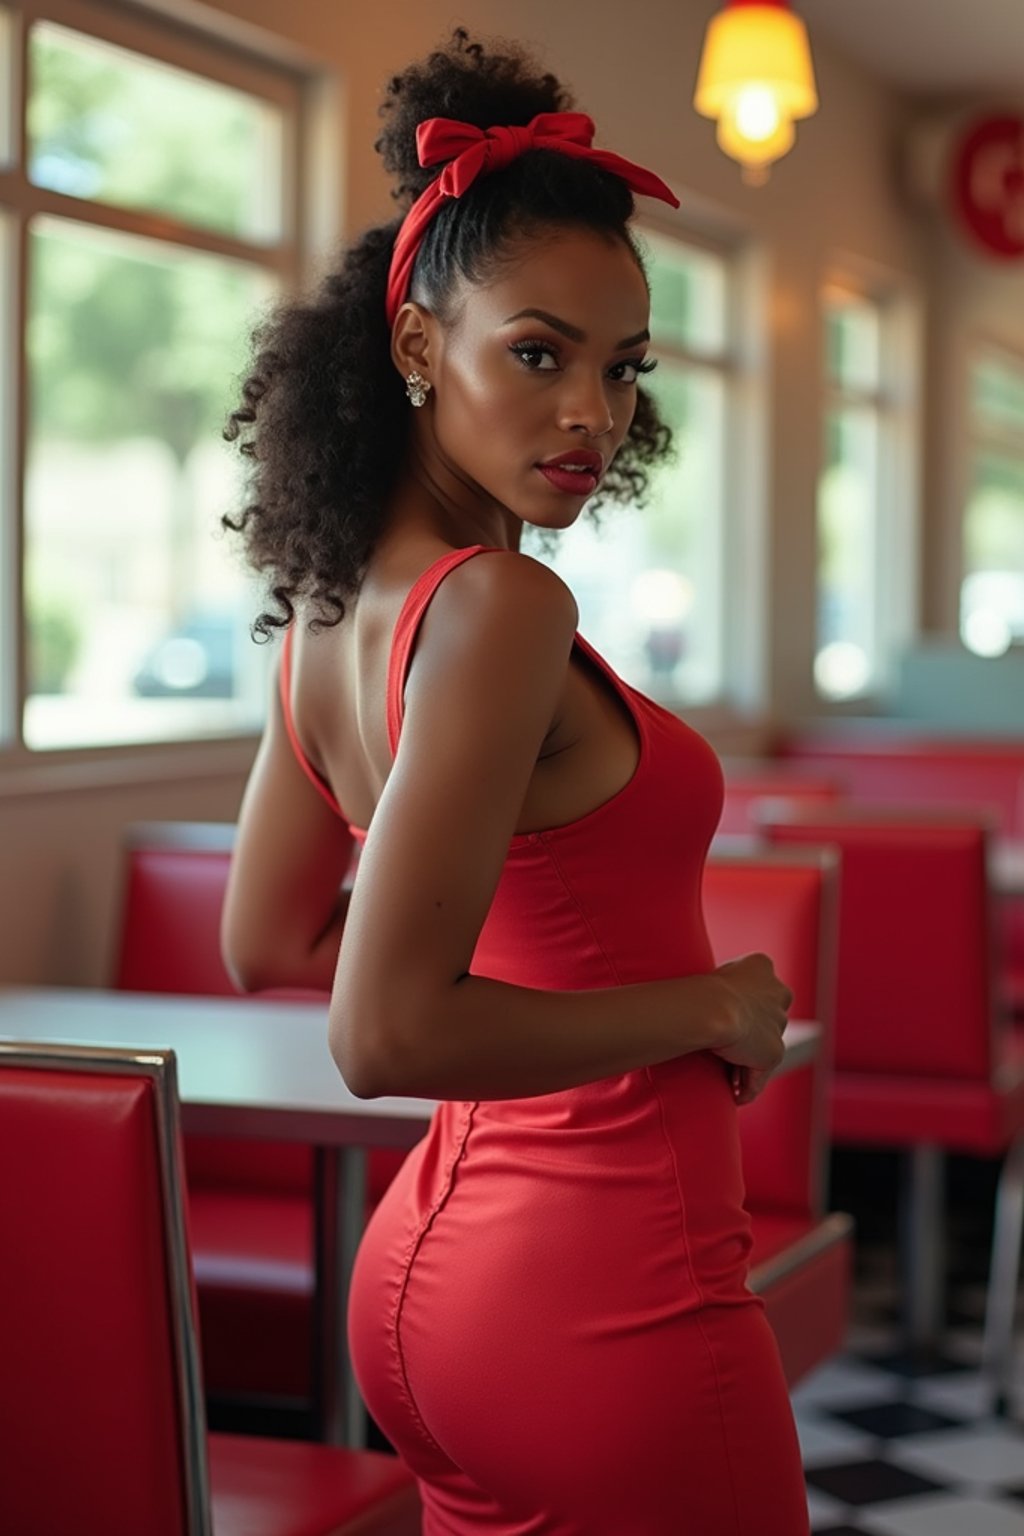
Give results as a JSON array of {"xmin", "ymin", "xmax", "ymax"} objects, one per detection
[{"xmin": 557, "ymin": 372, "xmax": 615, "ymax": 438}]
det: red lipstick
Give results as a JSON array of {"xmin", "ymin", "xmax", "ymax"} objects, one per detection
[{"xmin": 536, "ymin": 449, "xmax": 604, "ymax": 497}]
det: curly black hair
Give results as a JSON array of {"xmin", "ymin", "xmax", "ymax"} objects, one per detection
[{"xmin": 223, "ymin": 28, "xmax": 674, "ymax": 635}]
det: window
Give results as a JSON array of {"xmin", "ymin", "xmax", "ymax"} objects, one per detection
[
  {"xmin": 532, "ymin": 230, "xmax": 735, "ymax": 705},
  {"xmin": 961, "ymin": 349, "xmax": 1024, "ymax": 657},
  {"xmin": 1, "ymin": 2, "xmax": 302, "ymax": 751},
  {"xmin": 815, "ymin": 282, "xmax": 918, "ymax": 701}
]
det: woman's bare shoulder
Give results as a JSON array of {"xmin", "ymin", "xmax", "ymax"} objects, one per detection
[
  {"xmin": 427, "ymin": 547, "xmax": 579, "ymax": 642},
  {"xmin": 396, "ymin": 547, "xmax": 578, "ymax": 752}
]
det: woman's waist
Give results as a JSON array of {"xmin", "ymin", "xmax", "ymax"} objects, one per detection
[
  {"xmin": 421, "ymin": 1054, "xmax": 743, "ymax": 1186},
  {"xmin": 472, "ymin": 1050, "xmax": 732, "ymax": 1126}
]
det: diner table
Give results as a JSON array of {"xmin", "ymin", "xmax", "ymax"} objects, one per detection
[
  {"xmin": 0, "ymin": 985, "xmax": 819, "ymax": 1449},
  {"xmin": 991, "ymin": 839, "xmax": 1024, "ymax": 897}
]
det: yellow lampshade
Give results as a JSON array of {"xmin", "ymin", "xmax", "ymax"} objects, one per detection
[{"xmin": 694, "ymin": 0, "xmax": 817, "ymax": 183}]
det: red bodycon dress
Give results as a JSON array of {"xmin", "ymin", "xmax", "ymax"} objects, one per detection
[{"xmin": 281, "ymin": 546, "xmax": 809, "ymax": 1535}]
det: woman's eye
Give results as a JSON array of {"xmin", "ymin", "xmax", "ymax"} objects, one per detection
[
  {"xmin": 609, "ymin": 357, "xmax": 656, "ymax": 384},
  {"xmin": 510, "ymin": 342, "xmax": 560, "ymax": 371}
]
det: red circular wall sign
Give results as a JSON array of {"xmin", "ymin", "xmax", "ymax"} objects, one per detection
[{"xmin": 950, "ymin": 114, "xmax": 1024, "ymax": 258}]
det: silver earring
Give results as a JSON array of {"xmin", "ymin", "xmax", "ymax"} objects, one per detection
[{"xmin": 406, "ymin": 370, "xmax": 431, "ymax": 407}]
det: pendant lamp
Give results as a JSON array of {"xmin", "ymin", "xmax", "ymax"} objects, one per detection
[{"xmin": 694, "ymin": 0, "xmax": 818, "ymax": 185}]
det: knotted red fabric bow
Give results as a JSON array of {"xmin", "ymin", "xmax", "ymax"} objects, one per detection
[{"xmin": 385, "ymin": 111, "xmax": 680, "ymax": 326}]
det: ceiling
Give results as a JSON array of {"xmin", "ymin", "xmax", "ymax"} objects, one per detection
[{"xmin": 796, "ymin": 0, "xmax": 1024, "ymax": 97}]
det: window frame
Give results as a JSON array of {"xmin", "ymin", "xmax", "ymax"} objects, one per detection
[
  {"xmin": 0, "ymin": 0, "xmax": 317, "ymax": 787},
  {"xmin": 620, "ymin": 214, "xmax": 764, "ymax": 717},
  {"xmin": 960, "ymin": 339, "xmax": 1024, "ymax": 652},
  {"xmin": 814, "ymin": 265, "xmax": 922, "ymax": 708},
  {"xmin": 967, "ymin": 341, "xmax": 1024, "ymax": 459}
]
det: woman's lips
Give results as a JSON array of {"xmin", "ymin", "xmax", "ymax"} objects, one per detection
[{"xmin": 536, "ymin": 464, "xmax": 600, "ymax": 496}]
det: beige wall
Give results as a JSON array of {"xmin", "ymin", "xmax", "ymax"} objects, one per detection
[
  {"xmin": 2, "ymin": 0, "xmax": 1006, "ymax": 985},
  {"xmin": 0, "ymin": 763, "xmax": 247, "ymax": 986}
]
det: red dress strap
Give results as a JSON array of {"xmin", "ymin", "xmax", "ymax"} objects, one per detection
[
  {"xmin": 279, "ymin": 624, "xmax": 344, "ymax": 817},
  {"xmin": 386, "ymin": 545, "xmax": 498, "ymax": 757}
]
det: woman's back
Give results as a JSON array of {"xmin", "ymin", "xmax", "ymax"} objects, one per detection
[{"xmin": 283, "ymin": 540, "xmax": 643, "ymax": 843}]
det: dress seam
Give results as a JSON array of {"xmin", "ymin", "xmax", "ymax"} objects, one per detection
[
  {"xmin": 390, "ymin": 1102, "xmax": 480, "ymax": 1459},
  {"xmin": 537, "ymin": 836, "xmax": 624, "ymax": 987}
]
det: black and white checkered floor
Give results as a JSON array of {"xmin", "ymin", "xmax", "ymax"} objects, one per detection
[
  {"xmin": 794, "ymin": 1159, "xmax": 1024, "ymax": 1536},
  {"xmin": 796, "ymin": 1323, "xmax": 1024, "ymax": 1534}
]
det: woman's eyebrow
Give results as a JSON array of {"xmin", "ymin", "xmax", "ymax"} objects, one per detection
[{"xmin": 503, "ymin": 307, "xmax": 650, "ymax": 350}]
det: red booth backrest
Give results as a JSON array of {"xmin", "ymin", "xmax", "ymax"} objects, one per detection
[
  {"xmin": 764, "ymin": 815, "xmax": 995, "ymax": 1080},
  {"xmin": 115, "ymin": 845, "xmax": 238, "ymax": 997},
  {"xmin": 702, "ymin": 853, "xmax": 837, "ymax": 1217},
  {"xmin": 703, "ymin": 858, "xmax": 832, "ymax": 1024},
  {"xmin": 778, "ymin": 735, "xmax": 1024, "ymax": 836},
  {"xmin": 0, "ymin": 1065, "xmax": 192, "ymax": 1536}
]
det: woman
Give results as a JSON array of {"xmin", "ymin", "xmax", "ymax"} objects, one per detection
[{"xmin": 222, "ymin": 29, "xmax": 808, "ymax": 1536}]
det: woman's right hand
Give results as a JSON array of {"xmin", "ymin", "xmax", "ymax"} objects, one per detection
[{"xmin": 708, "ymin": 953, "xmax": 793, "ymax": 1074}]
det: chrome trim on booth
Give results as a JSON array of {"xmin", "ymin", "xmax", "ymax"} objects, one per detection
[
  {"xmin": 152, "ymin": 1048, "xmax": 214, "ymax": 1536},
  {"xmin": 748, "ymin": 1211, "xmax": 854, "ymax": 1295}
]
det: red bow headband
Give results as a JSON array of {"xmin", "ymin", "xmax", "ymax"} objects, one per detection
[{"xmin": 385, "ymin": 111, "xmax": 680, "ymax": 327}]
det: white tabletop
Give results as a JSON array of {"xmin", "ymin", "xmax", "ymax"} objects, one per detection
[
  {"xmin": 0, "ymin": 987, "xmax": 436, "ymax": 1148},
  {"xmin": 0, "ymin": 985, "xmax": 819, "ymax": 1122}
]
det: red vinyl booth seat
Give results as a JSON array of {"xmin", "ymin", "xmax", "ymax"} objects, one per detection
[
  {"xmin": 758, "ymin": 806, "xmax": 1024, "ymax": 1410},
  {"xmin": 0, "ymin": 1041, "xmax": 420, "ymax": 1536},
  {"xmin": 775, "ymin": 730, "xmax": 1024, "ymax": 1014},
  {"xmin": 702, "ymin": 845, "xmax": 853, "ymax": 1386},
  {"xmin": 775, "ymin": 730, "xmax": 1024, "ymax": 832},
  {"xmin": 114, "ymin": 823, "xmax": 407, "ymax": 1405},
  {"xmin": 757, "ymin": 811, "xmax": 1021, "ymax": 1120}
]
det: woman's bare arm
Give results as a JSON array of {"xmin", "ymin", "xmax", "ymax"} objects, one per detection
[
  {"xmin": 330, "ymin": 552, "xmax": 783, "ymax": 1099},
  {"xmin": 221, "ymin": 677, "xmax": 356, "ymax": 994}
]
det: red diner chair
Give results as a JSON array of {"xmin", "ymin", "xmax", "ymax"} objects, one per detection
[
  {"xmin": 702, "ymin": 843, "xmax": 853, "ymax": 1385},
  {"xmin": 771, "ymin": 731, "xmax": 1024, "ymax": 1016},
  {"xmin": 0, "ymin": 1038, "xmax": 421, "ymax": 1536},
  {"xmin": 113, "ymin": 821, "xmax": 405, "ymax": 1412},
  {"xmin": 757, "ymin": 805, "xmax": 1024, "ymax": 1413}
]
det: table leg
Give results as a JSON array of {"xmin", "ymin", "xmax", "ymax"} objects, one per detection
[
  {"xmin": 313, "ymin": 1144, "xmax": 369, "ymax": 1448},
  {"xmin": 982, "ymin": 1135, "xmax": 1024, "ymax": 1415},
  {"xmin": 901, "ymin": 1143, "xmax": 946, "ymax": 1352}
]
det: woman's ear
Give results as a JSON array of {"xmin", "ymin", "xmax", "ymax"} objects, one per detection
[{"xmin": 391, "ymin": 302, "xmax": 438, "ymax": 386}]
